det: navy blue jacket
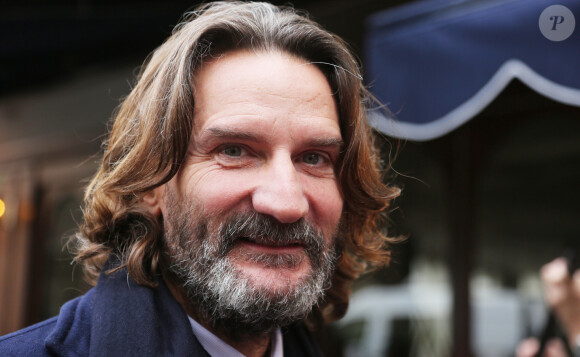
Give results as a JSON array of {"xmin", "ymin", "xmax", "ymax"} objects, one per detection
[{"xmin": 0, "ymin": 267, "xmax": 323, "ymax": 356}]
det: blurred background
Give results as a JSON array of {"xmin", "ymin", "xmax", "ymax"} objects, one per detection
[{"xmin": 1, "ymin": 0, "xmax": 579, "ymax": 356}]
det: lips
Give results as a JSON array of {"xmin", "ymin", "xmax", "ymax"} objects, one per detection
[
  {"xmin": 240, "ymin": 236, "xmax": 303, "ymax": 247},
  {"xmin": 238, "ymin": 237, "xmax": 305, "ymax": 254},
  {"xmin": 233, "ymin": 238, "xmax": 308, "ymax": 269}
]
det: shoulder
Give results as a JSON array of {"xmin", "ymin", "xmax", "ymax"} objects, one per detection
[
  {"xmin": 0, "ymin": 317, "xmax": 58, "ymax": 356},
  {"xmin": 0, "ymin": 293, "xmax": 90, "ymax": 357}
]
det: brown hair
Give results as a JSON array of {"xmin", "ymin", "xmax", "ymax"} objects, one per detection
[{"xmin": 73, "ymin": 1, "xmax": 400, "ymax": 325}]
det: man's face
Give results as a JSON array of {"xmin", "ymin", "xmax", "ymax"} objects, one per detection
[{"xmin": 154, "ymin": 50, "xmax": 344, "ymax": 330}]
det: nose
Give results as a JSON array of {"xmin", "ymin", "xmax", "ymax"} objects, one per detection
[{"xmin": 251, "ymin": 154, "xmax": 309, "ymax": 224}]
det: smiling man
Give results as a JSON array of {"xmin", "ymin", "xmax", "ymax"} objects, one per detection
[{"xmin": 0, "ymin": 2, "xmax": 399, "ymax": 356}]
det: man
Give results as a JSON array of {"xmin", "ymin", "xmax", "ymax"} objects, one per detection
[
  {"xmin": 516, "ymin": 258, "xmax": 580, "ymax": 357},
  {"xmin": 0, "ymin": 2, "xmax": 399, "ymax": 356}
]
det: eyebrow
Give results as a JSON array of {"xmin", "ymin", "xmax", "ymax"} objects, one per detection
[
  {"xmin": 205, "ymin": 127, "xmax": 344, "ymax": 148},
  {"xmin": 206, "ymin": 127, "xmax": 262, "ymax": 142},
  {"xmin": 306, "ymin": 137, "xmax": 344, "ymax": 149}
]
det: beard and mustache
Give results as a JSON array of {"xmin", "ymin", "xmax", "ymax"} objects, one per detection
[{"xmin": 162, "ymin": 191, "xmax": 339, "ymax": 335}]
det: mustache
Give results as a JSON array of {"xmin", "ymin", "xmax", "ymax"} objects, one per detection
[{"xmin": 217, "ymin": 212, "xmax": 325, "ymax": 265}]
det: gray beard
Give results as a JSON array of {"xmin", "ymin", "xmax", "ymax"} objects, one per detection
[{"xmin": 163, "ymin": 197, "xmax": 338, "ymax": 335}]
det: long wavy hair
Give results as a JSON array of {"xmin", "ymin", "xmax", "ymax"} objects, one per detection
[{"xmin": 73, "ymin": 1, "xmax": 400, "ymax": 325}]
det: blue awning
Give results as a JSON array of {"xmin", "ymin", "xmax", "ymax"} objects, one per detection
[{"xmin": 365, "ymin": 0, "xmax": 580, "ymax": 141}]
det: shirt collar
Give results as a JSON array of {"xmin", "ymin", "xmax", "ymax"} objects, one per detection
[{"xmin": 187, "ymin": 315, "xmax": 283, "ymax": 357}]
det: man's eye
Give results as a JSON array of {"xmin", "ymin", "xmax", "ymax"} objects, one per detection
[
  {"xmin": 223, "ymin": 146, "xmax": 243, "ymax": 157},
  {"xmin": 302, "ymin": 153, "xmax": 321, "ymax": 165}
]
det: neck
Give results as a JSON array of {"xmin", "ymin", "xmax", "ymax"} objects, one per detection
[{"xmin": 165, "ymin": 277, "xmax": 273, "ymax": 357}]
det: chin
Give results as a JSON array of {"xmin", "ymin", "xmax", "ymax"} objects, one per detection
[{"xmin": 232, "ymin": 258, "xmax": 314, "ymax": 292}]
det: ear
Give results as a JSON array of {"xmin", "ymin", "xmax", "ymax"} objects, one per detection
[{"xmin": 142, "ymin": 186, "xmax": 164, "ymax": 217}]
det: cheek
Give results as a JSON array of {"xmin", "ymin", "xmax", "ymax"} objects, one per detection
[
  {"xmin": 183, "ymin": 168, "xmax": 254, "ymax": 214},
  {"xmin": 305, "ymin": 179, "xmax": 343, "ymax": 234}
]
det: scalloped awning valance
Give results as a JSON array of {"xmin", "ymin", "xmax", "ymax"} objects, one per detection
[{"xmin": 365, "ymin": 0, "xmax": 580, "ymax": 141}]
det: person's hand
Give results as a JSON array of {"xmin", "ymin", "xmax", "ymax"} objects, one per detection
[
  {"xmin": 515, "ymin": 337, "xmax": 566, "ymax": 357},
  {"xmin": 542, "ymin": 257, "xmax": 580, "ymax": 345}
]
